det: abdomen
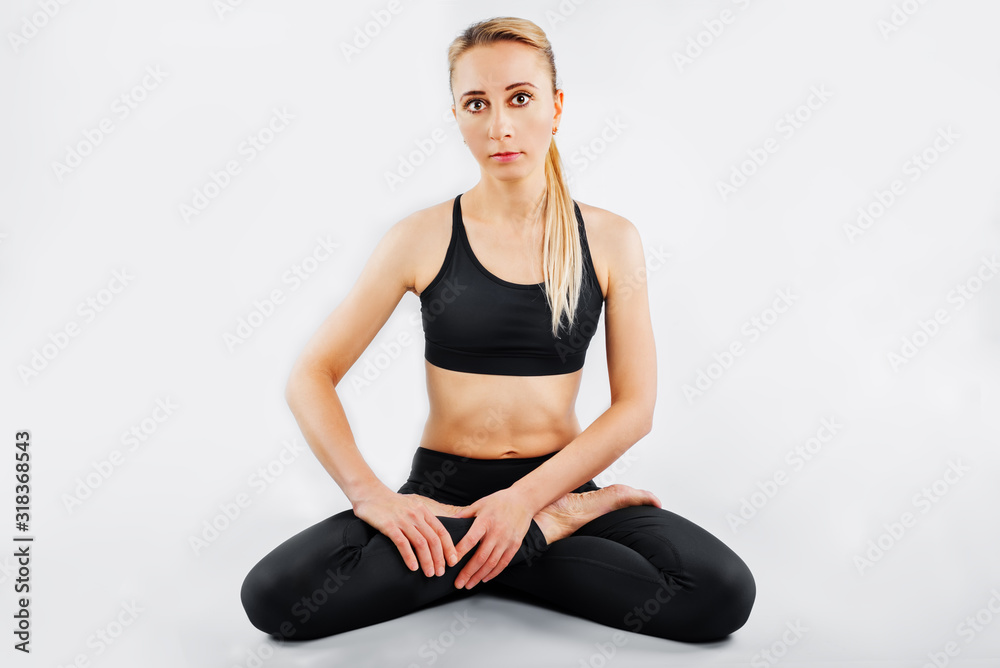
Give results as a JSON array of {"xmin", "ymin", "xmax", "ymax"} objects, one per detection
[{"xmin": 418, "ymin": 362, "xmax": 583, "ymax": 458}]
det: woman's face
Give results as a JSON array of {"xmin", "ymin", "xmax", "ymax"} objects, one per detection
[{"xmin": 451, "ymin": 41, "xmax": 562, "ymax": 182}]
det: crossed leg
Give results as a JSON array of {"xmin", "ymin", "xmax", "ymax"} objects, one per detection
[
  {"xmin": 240, "ymin": 508, "xmax": 547, "ymax": 640},
  {"xmin": 492, "ymin": 503, "xmax": 757, "ymax": 642},
  {"xmin": 241, "ymin": 491, "xmax": 755, "ymax": 642}
]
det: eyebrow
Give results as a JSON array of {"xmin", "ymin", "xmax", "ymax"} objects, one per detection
[{"xmin": 460, "ymin": 82, "xmax": 538, "ymax": 100}]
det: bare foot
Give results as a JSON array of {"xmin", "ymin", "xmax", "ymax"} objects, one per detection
[{"xmin": 534, "ymin": 484, "xmax": 661, "ymax": 544}]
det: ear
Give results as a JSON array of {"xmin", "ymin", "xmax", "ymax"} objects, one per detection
[{"xmin": 552, "ymin": 88, "xmax": 564, "ymax": 127}]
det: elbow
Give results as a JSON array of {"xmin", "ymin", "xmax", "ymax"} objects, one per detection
[
  {"xmin": 284, "ymin": 361, "xmax": 306, "ymax": 406},
  {"xmin": 616, "ymin": 399, "xmax": 653, "ymax": 440},
  {"xmin": 284, "ymin": 372, "xmax": 303, "ymax": 411},
  {"xmin": 284, "ymin": 363, "xmax": 336, "ymax": 409},
  {"xmin": 639, "ymin": 410, "xmax": 654, "ymax": 438},
  {"xmin": 284, "ymin": 375, "xmax": 299, "ymax": 409},
  {"xmin": 633, "ymin": 400, "xmax": 655, "ymax": 437}
]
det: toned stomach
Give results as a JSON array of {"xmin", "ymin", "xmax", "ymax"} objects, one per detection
[{"xmin": 417, "ymin": 361, "xmax": 584, "ymax": 459}]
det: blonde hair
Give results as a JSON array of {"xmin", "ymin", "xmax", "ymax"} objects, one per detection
[{"xmin": 447, "ymin": 16, "xmax": 584, "ymax": 339}]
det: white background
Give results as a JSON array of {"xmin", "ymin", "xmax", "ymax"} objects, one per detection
[{"xmin": 3, "ymin": 0, "xmax": 999, "ymax": 666}]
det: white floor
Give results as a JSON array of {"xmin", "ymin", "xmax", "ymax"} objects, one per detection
[{"xmin": 168, "ymin": 508, "xmax": 1000, "ymax": 668}]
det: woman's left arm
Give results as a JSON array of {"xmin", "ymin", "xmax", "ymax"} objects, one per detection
[
  {"xmin": 514, "ymin": 212, "xmax": 657, "ymax": 508},
  {"xmin": 451, "ymin": 213, "xmax": 658, "ymax": 587}
]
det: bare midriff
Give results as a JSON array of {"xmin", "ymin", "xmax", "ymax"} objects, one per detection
[
  {"xmin": 418, "ymin": 362, "xmax": 585, "ymax": 459},
  {"xmin": 410, "ymin": 198, "xmax": 607, "ymax": 460}
]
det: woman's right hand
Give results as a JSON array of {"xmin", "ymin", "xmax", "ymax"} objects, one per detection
[{"xmin": 352, "ymin": 488, "xmax": 459, "ymax": 577}]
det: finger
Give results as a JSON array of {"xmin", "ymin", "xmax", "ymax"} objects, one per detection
[
  {"xmin": 417, "ymin": 514, "xmax": 447, "ymax": 576},
  {"xmin": 454, "ymin": 543, "xmax": 486, "ymax": 589},
  {"xmin": 480, "ymin": 545, "xmax": 516, "ymax": 584},
  {"xmin": 453, "ymin": 519, "xmax": 486, "ymax": 563},
  {"xmin": 464, "ymin": 542, "xmax": 507, "ymax": 589},
  {"xmin": 387, "ymin": 526, "xmax": 419, "ymax": 572},
  {"xmin": 455, "ymin": 540, "xmax": 496, "ymax": 589},
  {"xmin": 639, "ymin": 489, "xmax": 661, "ymax": 508},
  {"xmin": 400, "ymin": 523, "xmax": 435, "ymax": 577},
  {"xmin": 473, "ymin": 542, "xmax": 516, "ymax": 588},
  {"xmin": 426, "ymin": 513, "xmax": 459, "ymax": 568}
]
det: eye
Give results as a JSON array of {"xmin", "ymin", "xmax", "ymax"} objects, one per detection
[{"xmin": 463, "ymin": 92, "xmax": 534, "ymax": 114}]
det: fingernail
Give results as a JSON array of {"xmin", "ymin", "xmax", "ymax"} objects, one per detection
[
  {"xmin": 436, "ymin": 565, "xmax": 444, "ymax": 577},
  {"xmin": 455, "ymin": 579, "xmax": 465, "ymax": 588},
  {"xmin": 448, "ymin": 553, "xmax": 457, "ymax": 566}
]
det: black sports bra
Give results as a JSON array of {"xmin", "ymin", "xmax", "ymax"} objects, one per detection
[{"xmin": 418, "ymin": 193, "xmax": 605, "ymax": 376}]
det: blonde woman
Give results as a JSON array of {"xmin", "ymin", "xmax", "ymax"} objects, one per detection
[{"xmin": 241, "ymin": 16, "xmax": 755, "ymax": 643}]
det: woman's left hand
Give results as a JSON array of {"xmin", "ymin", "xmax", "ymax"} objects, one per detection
[{"xmin": 448, "ymin": 488, "xmax": 536, "ymax": 589}]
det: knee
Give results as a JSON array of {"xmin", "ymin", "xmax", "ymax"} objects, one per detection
[
  {"xmin": 241, "ymin": 553, "xmax": 360, "ymax": 640},
  {"xmin": 694, "ymin": 554, "xmax": 757, "ymax": 641},
  {"xmin": 241, "ymin": 561, "xmax": 315, "ymax": 639},
  {"xmin": 240, "ymin": 563, "xmax": 287, "ymax": 637}
]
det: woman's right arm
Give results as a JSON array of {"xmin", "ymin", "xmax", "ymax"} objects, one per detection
[
  {"xmin": 284, "ymin": 211, "xmax": 457, "ymax": 576},
  {"xmin": 284, "ymin": 368, "xmax": 385, "ymax": 507}
]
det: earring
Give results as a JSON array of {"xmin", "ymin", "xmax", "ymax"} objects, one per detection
[{"xmin": 552, "ymin": 127, "xmax": 558, "ymax": 135}]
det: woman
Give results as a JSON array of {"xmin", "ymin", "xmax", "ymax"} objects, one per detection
[{"xmin": 241, "ymin": 16, "xmax": 755, "ymax": 643}]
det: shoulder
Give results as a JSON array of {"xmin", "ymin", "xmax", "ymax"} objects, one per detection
[
  {"xmin": 575, "ymin": 200, "xmax": 638, "ymax": 240},
  {"xmin": 383, "ymin": 197, "xmax": 455, "ymax": 296},
  {"xmin": 389, "ymin": 197, "xmax": 452, "ymax": 240},
  {"xmin": 574, "ymin": 201, "xmax": 644, "ymax": 296}
]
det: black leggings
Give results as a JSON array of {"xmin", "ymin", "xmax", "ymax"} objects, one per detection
[{"xmin": 240, "ymin": 447, "xmax": 756, "ymax": 643}]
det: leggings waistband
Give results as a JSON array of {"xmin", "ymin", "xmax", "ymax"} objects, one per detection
[{"xmin": 398, "ymin": 446, "xmax": 597, "ymax": 505}]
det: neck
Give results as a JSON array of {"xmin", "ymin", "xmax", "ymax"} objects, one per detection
[{"xmin": 466, "ymin": 175, "xmax": 547, "ymax": 230}]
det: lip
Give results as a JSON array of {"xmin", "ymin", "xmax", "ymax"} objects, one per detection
[{"xmin": 490, "ymin": 152, "xmax": 521, "ymax": 162}]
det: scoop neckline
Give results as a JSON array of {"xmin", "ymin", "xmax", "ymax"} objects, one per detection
[{"xmin": 456, "ymin": 193, "xmax": 546, "ymax": 290}]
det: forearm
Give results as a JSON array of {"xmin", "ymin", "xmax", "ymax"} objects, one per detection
[
  {"xmin": 511, "ymin": 400, "xmax": 653, "ymax": 513},
  {"xmin": 285, "ymin": 369, "xmax": 388, "ymax": 505}
]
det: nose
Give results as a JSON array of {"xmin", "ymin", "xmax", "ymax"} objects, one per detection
[{"xmin": 488, "ymin": 107, "xmax": 513, "ymax": 142}]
